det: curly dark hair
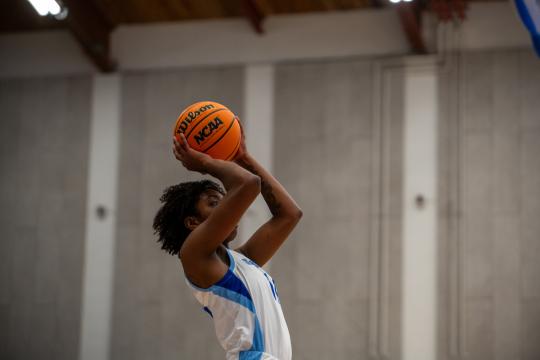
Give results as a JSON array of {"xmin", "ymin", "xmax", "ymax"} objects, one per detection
[{"xmin": 153, "ymin": 179, "xmax": 225, "ymax": 256}]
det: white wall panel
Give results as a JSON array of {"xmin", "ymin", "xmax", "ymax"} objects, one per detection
[
  {"xmin": 272, "ymin": 57, "xmax": 405, "ymax": 359},
  {"xmin": 80, "ymin": 75, "xmax": 121, "ymax": 360},
  {"xmin": 0, "ymin": 76, "xmax": 92, "ymax": 360},
  {"xmin": 402, "ymin": 62, "xmax": 438, "ymax": 360},
  {"xmin": 113, "ymin": 10, "xmax": 407, "ymax": 71},
  {"xmin": 438, "ymin": 49, "xmax": 540, "ymax": 360}
]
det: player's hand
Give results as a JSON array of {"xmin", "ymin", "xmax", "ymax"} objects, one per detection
[
  {"xmin": 232, "ymin": 117, "xmax": 249, "ymax": 164},
  {"xmin": 173, "ymin": 133, "xmax": 212, "ymax": 174}
]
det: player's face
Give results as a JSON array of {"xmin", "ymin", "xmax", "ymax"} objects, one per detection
[
  {"xmin": 195, "ymin": 189, "xmax": 238, "ymax": 244},
  {"xmin": 196, "ymin": 189, "xmax": 223, "ymax": 218}
]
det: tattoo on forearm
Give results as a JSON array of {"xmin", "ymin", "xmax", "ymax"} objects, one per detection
[
  {"xmin": 261, "ymin": 180, "xmax": 282, "ymax": 216},
  {"xmin": 241, "ymin": 161, "xmax": 282, "ymax": 216}
]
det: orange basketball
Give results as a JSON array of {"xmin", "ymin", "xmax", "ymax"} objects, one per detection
[{"xmin": 173, "ymin": 101, "xmax": 241, "ymax": 161}]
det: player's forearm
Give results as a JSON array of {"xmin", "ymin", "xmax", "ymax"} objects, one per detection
[
  {"xmin": 202, "ymin": 157, "xmax": 259, "ymax": 191},
  {"xmin": 235, "ymin": 154, "xmax": 302, "ymax": 219}
]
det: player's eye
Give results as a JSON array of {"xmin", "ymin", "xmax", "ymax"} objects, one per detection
[{"xmin": 209, "ymin": 200, "xmax": 219, "ymax": 207}]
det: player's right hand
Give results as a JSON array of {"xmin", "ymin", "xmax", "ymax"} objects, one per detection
[{"xmin": 173, "ymin": 133, "xmax": 212, "ymax": 174}]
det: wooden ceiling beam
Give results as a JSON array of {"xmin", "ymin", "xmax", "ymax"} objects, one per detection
[
  {"xmin": 396, "ymin": 2, "xmax": 428, "ymax": 54},
  {"xmin": 62, "ymin": 0, "xmax": 116, "ymax": 72},
  {"xmin": 242, "ymin": 0, "xmax": 265, "ymax": 34},
  {"xmin": 370, "ymin": 0, "xmax": 385, "ymax": 9}
]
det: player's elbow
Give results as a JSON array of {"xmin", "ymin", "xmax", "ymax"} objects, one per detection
[
  {"xmin": 282, "ymin": 207, "xmax": 303, "ymax": 225},
  {"xmin": 291, "ymin": 207, "xmax": 303, "ymax": 223}
]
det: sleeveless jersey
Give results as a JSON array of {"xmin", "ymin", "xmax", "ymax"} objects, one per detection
[{"xmin": 185, "ymin": 248, "xmax": 292, "ymax": 360}]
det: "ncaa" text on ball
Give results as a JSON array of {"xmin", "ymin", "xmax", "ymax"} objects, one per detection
[{"xmin": 194, "ymin": 117, "xmax": 224, "ymax": 145}]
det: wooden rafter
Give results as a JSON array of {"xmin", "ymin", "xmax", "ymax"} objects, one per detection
[
  {"xmin": 396, "ymin": 2, "xmax": 428, "ymax": 54},
  {"xmin": 62, "ymin": 0, "xmax": 116, "ymax": 72},
  {"xmin": 242, "ymin": 0, "xmax": 265, "ymax": 34},
  {"xmin": 430, "ymin": 0, "xmax": 468, "ymax": 22}
]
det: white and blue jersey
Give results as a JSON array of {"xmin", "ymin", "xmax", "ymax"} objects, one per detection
[{"xmin": 186, "ymin": 248, "xmax": 292, "ymax": 360}]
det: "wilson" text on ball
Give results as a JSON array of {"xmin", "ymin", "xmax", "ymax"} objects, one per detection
[{"xmin": 177, "ymin": 104, "xmax": 216, "ymax": 133}]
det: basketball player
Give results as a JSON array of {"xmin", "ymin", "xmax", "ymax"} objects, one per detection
[{"xmin": 153, "ymin": 126, "xmax": 302, "ymax": 360}]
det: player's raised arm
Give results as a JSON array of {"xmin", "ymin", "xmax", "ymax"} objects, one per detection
[
  {"xmin": 233, "ymin": 121, "xmax": 303, "ymax": 266},
  {"xmin": 172, "ymin": 134, "xmax": 260, "ymax": 285}
]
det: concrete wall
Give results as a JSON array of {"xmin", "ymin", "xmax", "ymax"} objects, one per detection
[
  {"xmin": 438, "ymin": 49, "xmax": 540, "ymax": 360},
  {"xmin": 0, "ymin": 76, "xmax": 92, "ymax": 359},
  {"xmin": 271, "ymin": 58, "xmax": 405, "ymax": 359}
]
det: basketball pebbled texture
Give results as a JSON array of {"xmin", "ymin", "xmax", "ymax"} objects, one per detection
[{"xmin": 174, "ymin": 101, "xmax": 242, "ymax": 161}]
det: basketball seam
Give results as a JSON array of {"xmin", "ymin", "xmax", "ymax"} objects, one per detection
[
  {"xmin": 225, "ymin": 135, "xmax": 242, "ymax": 161},
  {"xmin": 181, "ymin": 108, "xmax": 227, "ymax": 139},
  {"xmin": 201, "ymin": 117, "xmax": 237, "ymax": 153}
]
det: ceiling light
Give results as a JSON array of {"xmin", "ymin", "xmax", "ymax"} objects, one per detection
[{"xmin": 26, "ymin": 0, "xmax": 62, "ymax": 16}]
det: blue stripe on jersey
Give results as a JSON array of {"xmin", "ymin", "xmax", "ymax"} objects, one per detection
[
  {"xmin": 211, "ymin": 266, "xmax": 265, "ymax": 354},
  {"xmin": 212, "ymin": 282, "xmax": 255, "ymax": 312},
  {"xmin": 209, "ymin": 288, "xmax": 264, "ymax": 354},
  {"xmin": 215, "ymin": 271, "xmax": 252, "ymax": 302},
  {"xmin": 251, "ymin": 317, "xmax": 265, "ymax": 353},
  {"xmin": 238, "ymin": 350, "xmax": 264, "ymax": 360},
  {"xmin": 186, "ymin": 248, "xmax": 265, "ymax": 354},
  {"xmin": 186, "ymin": 248, "xmax": 236, "ymax": 292}
]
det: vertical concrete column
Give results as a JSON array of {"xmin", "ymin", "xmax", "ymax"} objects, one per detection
[
  {"xmin": 401, "ymin": 61, "xmax": 438, "ymax": 360},
  {"xmin": 79, "ymin": 75, "xmax": 121, "ymax": 360},
  {"xmin": 239, "ymin": 64, "xmax": 274, "ymax": 266}
]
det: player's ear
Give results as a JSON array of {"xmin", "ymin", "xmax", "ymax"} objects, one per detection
[{"xmin": 184, "ymin": 216, "xmax": 200, "ymax": 231}]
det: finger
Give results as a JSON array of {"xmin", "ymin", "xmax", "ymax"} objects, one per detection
[
  {"xmin": 173, "ymin": 136, "xmax": 184, "ymax": 151},
  {"xmin": 173, "ymin": 143, "xmax": 184, "ymax": 158},
  {"xmin": 176, "ymin": 140, "xmax": 187, "ymax": 156},
  {"xmin": 179, "ymin": 133, "xmax": 190, "ymax": 150},
  {"xmin": 173, "ymin": 146, "xmax": 181, "ymax": 160}
]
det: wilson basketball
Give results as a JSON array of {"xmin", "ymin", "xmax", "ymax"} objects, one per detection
[{"xmin": 173, "ymin": 101, "xmax": 241, "ymax": 161}]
